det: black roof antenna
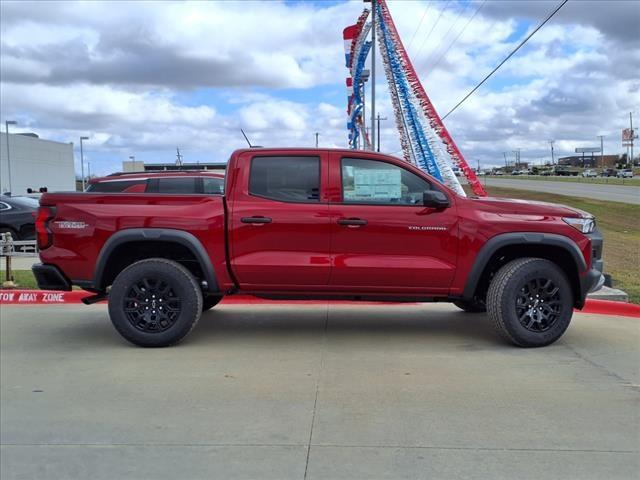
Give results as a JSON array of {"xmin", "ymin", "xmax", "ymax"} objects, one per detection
[{"xmin": 240, "ymin": 129, "xmax": 262, "ymax": 148}]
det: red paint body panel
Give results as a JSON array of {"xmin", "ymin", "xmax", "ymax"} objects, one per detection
[{"xmin": 38, "ymin": 148, "xmax": 597, "ymax": 300}]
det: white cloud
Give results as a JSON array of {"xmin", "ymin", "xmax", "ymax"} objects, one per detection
[{"xmin": 0, "ymin": 0, "xmax": 638, "ymax": 174}]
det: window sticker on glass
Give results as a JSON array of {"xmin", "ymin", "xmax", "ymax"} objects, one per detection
[{"xmin": 345, "ymin": 168, "xmax": 402, "ymax": 201}]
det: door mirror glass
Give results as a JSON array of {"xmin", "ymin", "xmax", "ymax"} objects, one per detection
[{"xmin": 423, "ymin": 190, "xmax": 449, "ymax": 208}]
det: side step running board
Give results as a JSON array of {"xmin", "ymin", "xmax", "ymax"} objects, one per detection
[{"xmin": 82, "ymin": 293, "xmax": 108, "ymax": 305}]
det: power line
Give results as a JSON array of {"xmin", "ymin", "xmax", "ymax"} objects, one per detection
[
  {"xmin": 406, "ymin": 1, "xmax": 432, "ymax": 51},
  {"xmin": 421, "ymin": 1, "xmax": 469, "ymax": 69},
  {"xmin": 414, "ymin": 0, "xmax": 451, "ymax": 60},
  {"xmin": 442, "ymin": 0, "xmax": 569, "ymax": 120},
  {"xmin": 427, "ymin": 0, "xmax": 487, "ymax": 74}
]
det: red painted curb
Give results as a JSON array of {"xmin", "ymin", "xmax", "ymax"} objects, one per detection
[
  {"xmin": 1, "ymin": 290, "xmax": 639, "ymax": 318},
  {"xmin": 580, "ymin": 299, "xmax": 640, "ymax": 318}
]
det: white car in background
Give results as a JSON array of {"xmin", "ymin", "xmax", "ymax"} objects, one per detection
[
  {"xmin": 616, "ymin": 169, "xmax": 634, "ymax": 178},
  {"xmin": 582, "ymin": 169, "xmax": 598, "ymax": 178}
]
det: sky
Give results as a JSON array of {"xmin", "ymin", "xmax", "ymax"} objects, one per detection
[{"xmin": 1, "ymin": 0, "xmax": 639, "ymax": 176}]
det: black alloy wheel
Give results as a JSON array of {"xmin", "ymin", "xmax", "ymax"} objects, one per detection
[
  {"xmin": 515, "ymin": 277, "xmax": 563, "ymax": 332},
  {"xmin": 124, "ymin": 277, "xmax": 182, "ymax": 333}
]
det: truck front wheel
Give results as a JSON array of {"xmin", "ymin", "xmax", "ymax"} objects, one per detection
[
  {"xmin": 487, "ymin": 258, "xmax": 573, "ymax": 347},
  {"xmin": 108, "ymin": 258, "xmax": 203, "ymax": 347}
]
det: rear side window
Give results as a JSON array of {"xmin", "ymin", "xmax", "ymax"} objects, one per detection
[
  {"xmin": 156, "ymin": 177, "xmax": 197, "ymax": 194},
  {"xmin": 87, "ymin": 180, "xmax": 147, "ymax": 193},
  {"xmin": 249, "ymin": 156, "xmax": 320, "ymax": 202},
  {"xmin": 203, "ymin": 177, "xmax": 224, "ymax": 194}
]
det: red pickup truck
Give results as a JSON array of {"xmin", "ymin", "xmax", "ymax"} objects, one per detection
[{"xmin": 32, "ymin": 148, "xmax": 604, "ymax": 348}]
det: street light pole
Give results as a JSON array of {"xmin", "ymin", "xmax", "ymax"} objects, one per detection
[
  {"xmin": 79, "ymin": 136, "xmax": 89, "ymax": 191},
  {"xmin": 549, "ymin": 140, "xmax": 555, "ymax": 165},
  {"xmin": 4, "ymin": 120, "xmax": 17, "ymax": 194},
  {"xmin": 375, "ymin": 114, "xmax": 387, "ymax": 152},
  {"xmin": 597, "ymin": 135, "xmax": 605, "ymax": 168},
  {"xmin": 370, "ymin": 0, "xmax": 376, "ymax": 152}
]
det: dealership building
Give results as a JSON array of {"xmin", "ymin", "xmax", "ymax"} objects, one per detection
[
  {"xmin": 0, "ymin": 132, "xmax": 75, "ymax": 195},
  {"xmin": 121, "ymin": 159, "xmax": 227, "ymax": 173}
]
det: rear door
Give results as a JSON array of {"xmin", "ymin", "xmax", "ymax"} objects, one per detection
[
  {"xmin": 328, "ymin": 154, "xmax": 459, "ymax": 293},
  {"xmin": 228, "ymin": 152, "xmax": 331, "ymax": 290}
]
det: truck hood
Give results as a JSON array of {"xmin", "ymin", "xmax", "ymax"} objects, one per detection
[{"xmin": 469, "ymin": 196, "xmax": 592, "ymax": 218}]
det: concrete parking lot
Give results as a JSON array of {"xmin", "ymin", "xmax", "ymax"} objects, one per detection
[{"xmin": 1, "ymin": 303, "xmax": 638, "ymax": 479}]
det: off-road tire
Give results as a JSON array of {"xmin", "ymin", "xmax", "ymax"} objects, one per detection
[
  {"xmin": 453, "ymin": 299, "xmax": 486, "ymax": 313},
  {"xmin": 202, "ymin": 295, "xmax": 223, "ymax": 311},
  {"xmin": 108, "ymin": 258, "xmax": 203, "ymax": 347},
  {"xmin": 487, "ymin": 257, "xmax": 573, "ymax": 347}
]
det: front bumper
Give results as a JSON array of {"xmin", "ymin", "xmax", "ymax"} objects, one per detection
[
  {"xmin": 577, "ymin": 229, "xmax": 604, "ymax": 307},
  {"xmin": 32, "ymin": 263, "xmax": 72, "ymax": 291}
]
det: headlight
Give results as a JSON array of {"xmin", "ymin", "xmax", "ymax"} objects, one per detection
[{"xmin": 562, "ymin": 217, "xmax": 595, "ymax": 233}]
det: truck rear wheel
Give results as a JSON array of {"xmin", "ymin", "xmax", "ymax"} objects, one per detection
[
  {"xmin": 487, "ymin": 258, "xmax": 573, "ymax": 347},
  {"xmin": 108, "ymin": 258, "xmax": 203, "ymax": 347}
]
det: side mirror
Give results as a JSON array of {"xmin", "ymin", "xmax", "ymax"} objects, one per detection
[{"xmin": 423, "ymin": 190, "xmax": 450, "ymax": 209}]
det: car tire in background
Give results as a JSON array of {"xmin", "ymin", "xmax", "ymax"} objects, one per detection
[
  {"xmin": 108, "ymin": 258, "xmax": 203, "ymax": 347},
  {"xmin": 0, "ymin": 227, "xmax": 20, "ymax": 240},
  {"xmin": 487, "ymin": 257, "xmax": 573, "ymax": 347}
]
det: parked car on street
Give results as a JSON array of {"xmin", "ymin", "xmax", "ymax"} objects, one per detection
[
  {"xmin": 616, "ymin": 169, "xmax": 634, "ymax": 178},
  {"xmin": 33, "ymin": 148, "xmax": 604, "ymax": 348},
  {"xmin": 0, "ymin": 195, "xmax": 39, "ymax": 240},
  {"xmin": 86, "ymin": 171, "xmax": 225, "ymax": 194},
  {"xmin": 582, "ymin": 169, "xmax": 598, "ymax": 178},
  {"xmin": 554, "ymin": 166, "xmax": 580, "ymax": 176},
  {"xmin": 600, "ymin": 168, "xmax": 617, "ymax": 177}
]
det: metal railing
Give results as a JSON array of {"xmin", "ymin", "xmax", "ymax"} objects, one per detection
[{"xmin": 1, "ymin": 233, "xmax": 38, "ymax": 288}]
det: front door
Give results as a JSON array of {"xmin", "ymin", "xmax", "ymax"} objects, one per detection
[
  {"xmin": 229, "ymin": 153, "xmax": 331, "ymax": 290},
  {"xmin": 329, "ymin": 155, "xmax": 458, "ymax": 293}
]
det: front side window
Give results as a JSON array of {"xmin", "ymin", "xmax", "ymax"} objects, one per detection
[
  {"xmin": 249, "ymin": 156, "xmax": 320, "ymax": 202},
  {"xmin": 341, "ymin": 158, "xmax": 431, "ymax": 205}
]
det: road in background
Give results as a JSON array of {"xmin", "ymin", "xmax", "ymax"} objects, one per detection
[
  {"xmin": 2, "ymin": 304, "xmax": 638, "ymax": 479},
  {"xmin": 482, "ymin": 178, "xmax": 640, "ymax": 204}
]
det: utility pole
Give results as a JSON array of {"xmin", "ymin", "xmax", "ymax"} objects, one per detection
[
  {"xmin": 315, "ymin": 132, "xmax": 319, "ymax": 148},
  {"xmin": 176, "ymin": 147, "xmax": 183, "ymax": 166},
  {"xmin": 503, "ymin": 152, "xmax": 508, "ymax": 167},
  {"xmin": 375, "ymin": 114, "xmax": 387, "ymax": 152},
  {"xmin": 630, "ymin": 112, "xmax": 635, "ymax": 166},
  {"xmin": 80, "ymin": 136, "xmax": 89, "ymax": 191},
  {"xmin": 597, "ymin": 135, "xmax": 605, "ymax": 168},
  {"xmin": 370, "ymin": 0, "xmax": 376, "ymax": 152},
  {"xmin": 549, "ymin": 140, "xmax": 555, "ymax": 165}
]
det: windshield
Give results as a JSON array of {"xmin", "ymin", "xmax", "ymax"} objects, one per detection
[{"xmin": 3, "ymin": 196, "xmax": 39, "ymax": 209}]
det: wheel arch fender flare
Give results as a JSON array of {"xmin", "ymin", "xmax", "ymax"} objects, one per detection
[
  {"xmin": 93, "ymin": 228, "xmax": 219, "ymax": 293},
  {"xmin": 462, "ymin": 232, "xmax": 586, "ymax": 300}
]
